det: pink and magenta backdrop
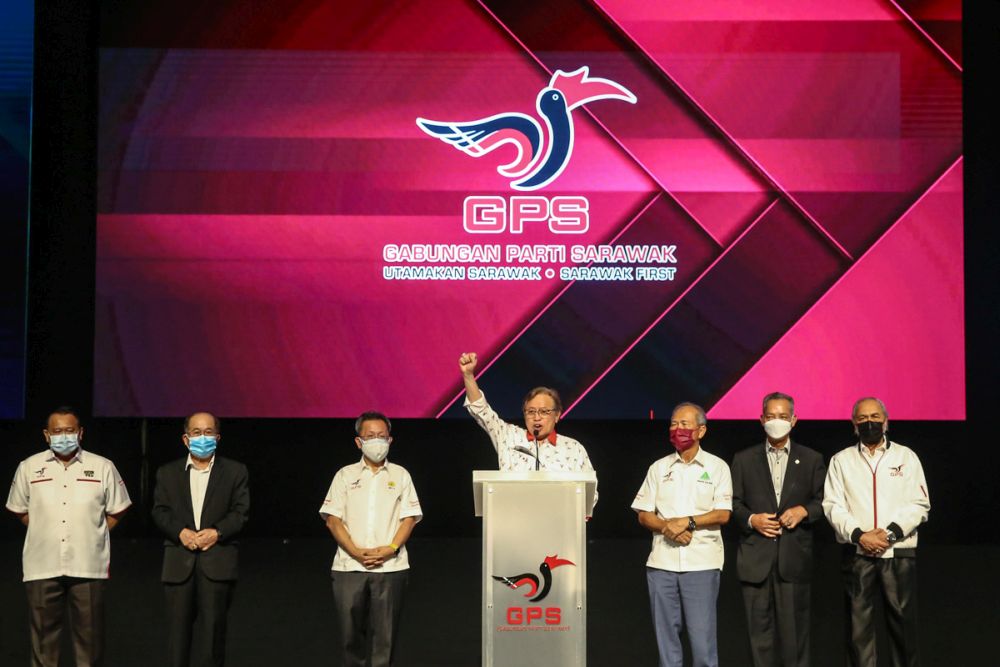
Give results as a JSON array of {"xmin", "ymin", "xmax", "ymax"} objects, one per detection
[{"xmin": 95, "ymin": 0, "xmax": 963, "ymax": 419}]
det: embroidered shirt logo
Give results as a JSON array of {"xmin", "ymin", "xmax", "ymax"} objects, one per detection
[{"xmin": 889, "ymin": 464, "xmax": 905, "ymax": 477}]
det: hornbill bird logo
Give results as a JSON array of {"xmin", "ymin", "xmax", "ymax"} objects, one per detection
[
  {"xmin": 416, "ymin": 67, "xmax": 636, "ymax": 191},
  {"xmin": 492, "ymin": 554, "xmax": 575, "ymax": 602}
]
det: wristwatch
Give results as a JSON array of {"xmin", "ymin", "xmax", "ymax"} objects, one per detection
[{"xmin": 687, "ymin": 516, "xmax": 697, "ymax": 532}]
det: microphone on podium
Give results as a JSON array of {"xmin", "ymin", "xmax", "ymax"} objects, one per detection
[{"xmin": 533, "ymin": 427, "xmax": 541, "ymax": 471}]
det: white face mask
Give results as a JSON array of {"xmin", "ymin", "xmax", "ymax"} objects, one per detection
[
  {"xmin": 763, "ymin": 419, "xmax": 793, "ymax": 440},
  {"xmin": 360, "ymin": 437, "xmax": 390, "ymax": 463},
  {"xmin": 49, "ymin": 432, "xmax": 80, "ymax": 456}
]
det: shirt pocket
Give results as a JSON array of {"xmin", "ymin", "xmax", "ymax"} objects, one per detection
[
  {"xmin": 73, "ymin": 478, "xmax": 105, "ymax": 506},
  {"xmin": 694, "ymin": 481, "xmax": 716, "ymax": 513}
]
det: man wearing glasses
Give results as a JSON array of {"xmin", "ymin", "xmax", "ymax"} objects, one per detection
[
  {"xmin": 152, "ymin": 412, "xmax": 250, "ymax": 667},
  {"xmin": 459, "ymin": 352, "xmax": 597, "ymax": 509}
]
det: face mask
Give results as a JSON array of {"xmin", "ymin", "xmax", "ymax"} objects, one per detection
[
  {"xmin": 669, "ymin": 428, "xmax": 697, "ymax": 453},
  {"xmin": 856, "ymin": 421, "xmax": 884, "ymax": 446},
  {"xmin": 361, "ymin": 437, "xmax": 390, "ymax": 463},
  {"xmin": 189, "ymin": 435, "xmax": 218, "ymax": 459},
  {"xmin": 49, "ymin": 433, "xmax": 79, "ymax": 456},
  {"xmin": 763, "ymin": 419, "xmax": 793, "ymax": 440}
]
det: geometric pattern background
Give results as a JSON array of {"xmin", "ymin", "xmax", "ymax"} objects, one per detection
[{"xmin": 95, "ymin": 0, "xmax": 963, "ymax": 419}]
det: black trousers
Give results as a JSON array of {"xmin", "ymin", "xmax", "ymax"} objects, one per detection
[
  {"xmin": 25, "ymin": 577, "xmax": 105, "ymax": 667},
  {"xmin": 331, "ymin": 570, "xmax": 409, "ymax": 667},
  {"xmin": 842, "ymin": 554, "xmax": 919, "ymax": 667},
  {"xmin": 164, "ymin": 567, "xmax": 235, "ymax": 667},
  {"xmin": 741, "ymin": 565, "xmax": 811, "ymax": 667}
]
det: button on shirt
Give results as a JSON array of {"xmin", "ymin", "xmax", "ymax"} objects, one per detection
[
  {"xmin": 6, "ymin": 449, "xmax": 132, "ymax": 582},
  {"xmin": 767, "ymin": 442, "xmax": 790, "ymax": 504},
  {"xmin": 186, "ymin": 455, "xmax": 214, "ymax": 530},
  {"xmin": 464, "ymin": 393, "xmax": 598, "ymax": 510},
  {"xmin": 320, "ymin": 459, "xmax": 422, "ymax": 573},
  {"xmin": 632, "ymin": 447, "xmax": 733, "ymax": 572}
]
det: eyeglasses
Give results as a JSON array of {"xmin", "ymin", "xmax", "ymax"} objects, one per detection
[
  {"xmin": 524, "ymin": 408, "xmax": 556, "ymax": 418},
  {"xmin": 187, "ymin": 429, "xmax": 217, "ymax": 437}
]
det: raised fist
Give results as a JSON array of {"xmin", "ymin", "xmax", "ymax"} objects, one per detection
[{"xmin": 459, "ymin": 352, "xmax": 478, "ymax": 376}]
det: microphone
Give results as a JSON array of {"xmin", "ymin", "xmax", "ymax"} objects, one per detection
[
  {"xmin": 513, "ymin": 445, "xmax": 538, "ymax": 460},
  {"xmin": 533, "ymin": 427, "xmax": 541, "ymax": 471}
]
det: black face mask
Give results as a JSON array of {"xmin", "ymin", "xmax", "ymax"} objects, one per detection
[{"xmin": 857, "ymin": 421, "xmax": 884, "ymax": 445}]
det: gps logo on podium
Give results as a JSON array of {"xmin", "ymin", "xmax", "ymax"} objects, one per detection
[{"xmin": 493, "ymin": 554, "xmax": 574, "ymax": 625}]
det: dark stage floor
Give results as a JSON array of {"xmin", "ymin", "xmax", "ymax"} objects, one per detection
[{"xmin": 0, "ymin": 538, "xmax": 994, "ymax": 666}]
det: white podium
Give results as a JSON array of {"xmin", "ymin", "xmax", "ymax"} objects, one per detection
[{"xmin": 473, "ymin": 471, "xmax": 597, "ymax": 667}]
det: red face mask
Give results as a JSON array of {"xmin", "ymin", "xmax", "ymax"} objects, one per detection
[{"xmin": 669, "ymin": 428, "xmax": 697, "ymax": 452}]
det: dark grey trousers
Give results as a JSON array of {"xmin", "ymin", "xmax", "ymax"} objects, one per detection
[
  {"xmin": 741, "ymin": 567, "xmax": 811, "ymax": 667},
  {"xmin": 331, "ymin": 570, "xmax": 409, "ymax": 667},
  {"xmin": 164, "ymin": 569, "xmax": 235, "ymax": 667},
  {"xmin": 25, "ymin": 577, "xmax": 105, "ymax": 667},
  {"xmin": 843, "ymin": 554, "xmax": 919, "ymax": 667}
]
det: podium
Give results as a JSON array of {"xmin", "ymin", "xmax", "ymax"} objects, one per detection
[{"xmin": 473, "ymin": 471, "xmax": 597, "ymax": 667}]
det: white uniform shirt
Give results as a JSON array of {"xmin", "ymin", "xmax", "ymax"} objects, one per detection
[
  {"xmin": 632, "ymin": 447, "xmax": 733, "ymax": 572},
  {"xmin": 464, "ymin": 393, "xmax": 598, "ymax": 510},
  {"xmin": 320, "ymin": 459, "xmax": 422, "ymax": 573},
  {"xmin": 6, "ymin": 449, "xmax": 132, "ymax": 581},
  {"xmin": 823, "ymin": 439, "xmax": 930, "ymax": 557},
  {"xmin": 186, "ymin": 454, "xmax": 214, "ymax": 530}
]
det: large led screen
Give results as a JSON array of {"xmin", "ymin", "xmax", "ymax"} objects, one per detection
[
  {"xmin": 0, "ymin": 0, "xmax": 32, "ymax": 417},
  {"xmin": 96, "ymin": 1, "xmax": 963, "ymax": 419}
]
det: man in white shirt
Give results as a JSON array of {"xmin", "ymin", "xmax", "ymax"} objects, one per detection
[
  {"xmin": 320, "ymin": 411, "xmax": 422, "ymax": 667},
  {"xmin": 5, "ymin": 406, "xmax": 132, "ymax": 667},
  {"xmin": 823, "ymin": 397, "xmax": 930, "ymax": 667},
  {"xmin": 632, "ymin": 403, "xmax": 732, "ymax": 667},
  {"xmin": 458, "ymin": 352, "xmax": 598, "ymax": 511}
]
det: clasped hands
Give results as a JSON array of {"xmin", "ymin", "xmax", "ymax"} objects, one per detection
[
  {"xmin": 660, "ymin": 517, "xmax": 693, "ymax": 545},
  {"xmin": 179, "ymin": 527, "xmax": 219, "ymax": 552},
  {"xmin": 858, "ymin": 528, "xmax": 891, "ymax": 557},
  {"xmin": 751, "ymin": 506, "xmax": 808, "ymax": 537},
  {"xmin": 351, "ymin": 545, "xmax": 397, "ymax": 569}
]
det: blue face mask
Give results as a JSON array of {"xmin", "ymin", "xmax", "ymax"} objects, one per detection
[
  {"xmin": 188, "ymin": 435, "xmax": 218, "ymax": 459},
  {"xmin": 49, "ymin": 433, "xmax": 79, "ymax": 457}
]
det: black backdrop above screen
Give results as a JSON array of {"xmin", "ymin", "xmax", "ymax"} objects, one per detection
[{"xmin": 2, "ymin": 2, "xmax": 997, "ymax": 543}]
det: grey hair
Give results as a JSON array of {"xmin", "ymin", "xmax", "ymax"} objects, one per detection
[
  {"xmin": 851, "ymin": 397, "xmax": 889, "ymax": 421},
  {"xmin": 762, "ymin": 392, "xmax": 795, "ymax": 416},
  {"xmin": 671, "ymin": 402, "xmax": 707, "ymax": 426},
  {"xmin": 355, "ymin": 411, "xmax": 392, "ymax": 436}
]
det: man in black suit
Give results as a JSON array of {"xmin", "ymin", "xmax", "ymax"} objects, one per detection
[
  {"xmin": 731, "ymin": 392, "xmax": 825, "ymax": 667},
  {"xmin": 152, "ymin": 412, "xmax": 250, "ymax": 667}
]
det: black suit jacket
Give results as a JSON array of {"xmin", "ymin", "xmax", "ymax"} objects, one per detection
[
  {"xmin": 731, "ymin": 441, "xmax": 825, "ymax": 584},
  {"xmin": 152, "ymin": 456, "xmax": 250, "ymax": 583}
]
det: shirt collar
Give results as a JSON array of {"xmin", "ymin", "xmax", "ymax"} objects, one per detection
[
  {"xmin": 358, "ymin": 456, "xmax": 389, "ymax": 474},
  {"xmin": 857, "ymin": 437, "xmax": 889, "ymax": 453},
  {"xmin": 526, "ymin": 429, "xmax": 558, "ymax": 445},
  {"xmin": 185, "ymin": 453, "xmax": 215, "ymax": 471},
  {"xmin": 767, "ymin": 440, "xmax": 791, "ymax": 455},
  {"xmin": 45, "ymin": 448, "xmax": 83, "ymax": 465},
  {"xmin": 669, "ymin": 446, "xmax": 705, "ymax": 467}
]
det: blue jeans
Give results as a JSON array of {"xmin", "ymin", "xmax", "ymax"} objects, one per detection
[{"xmin": 647, "ymin": 567, "xmax": 721, "ymax": 667}]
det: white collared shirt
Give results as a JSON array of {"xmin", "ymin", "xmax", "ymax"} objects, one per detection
[
  {"xmin": 464, "ymin": 392, "xmax": 598, "ymax": 511},
  {"xmin": 6, "ymin": 449, "xmax": 132, "ymax": 581},
  {"xmin": 632, "ymin": 447, "xmax": 733, "ymax": 572},
  {"xmin": 186, "ymin": 454, "xmax": 214, "ymax": 530},
  {"xmin": 320, "ymin": 458, "xmax": 422, "ymax": 573}
]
